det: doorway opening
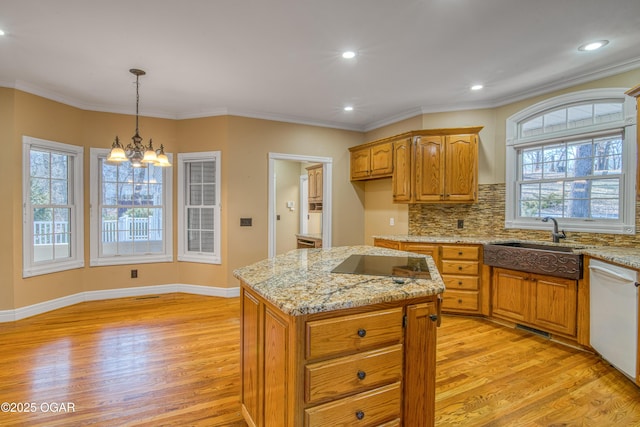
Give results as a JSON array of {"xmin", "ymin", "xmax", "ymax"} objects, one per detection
[{"xmin": 268, "ymin": 153, "xmax": 332, "ymax": 258}]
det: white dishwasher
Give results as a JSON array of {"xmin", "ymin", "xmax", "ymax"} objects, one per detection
[{"xmin": 589, "ymin": 259, "xmax": 638, "ymax": 380}]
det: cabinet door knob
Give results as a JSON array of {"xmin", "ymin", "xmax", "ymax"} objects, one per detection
[
  {"xmin": 458, "ymin": 266, "xmax": 463, "ymax": 270},
  {"xmin": 355, "ymin": 410, "xmax": 365, "ymax": 420},
  {"xmin": 429, "ymin": 314, "xmax": 438, "ymax": 322},
  {"xmin": 357, "ymin": 328, "xmax": 367, "ymax": 338},
  {"xmin": 458, "ymin": 281, "xmax": 463, "ymax": 285},
  {"xmin": 357, "ymin": 370, "xmax": 366, "ymax": 380},
  {"xmin": 458, "ymin": 251, "xmax": 463, "ymax": 255}
]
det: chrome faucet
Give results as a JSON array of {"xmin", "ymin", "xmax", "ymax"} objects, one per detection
[{"xmin": 541, "ymin": 216, "xmax": 566, "ymax": 243}]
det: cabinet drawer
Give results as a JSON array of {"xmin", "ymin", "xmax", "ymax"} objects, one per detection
[
  {"xmin": 441, "ymin": 260, "xmax": 478, "ymax": 275},
  {"xmin": 304, "ymin": 382, "xmax": 401, "ymax": 427},
  {"xmin": 443, "ymin": 274, "xmax": 479, "ymax": 290},
  {"xmin": 442, "ymin": 290, "xmax": 479, "ymax": 312},
  {"xmin": 305, "ymin": 344, "xmax": 403, "ymax": 403},
  {"xmin": 441, "ymin": 245, "xmax": 479, "ymax": 260},
  {"xmin": 306, "ymin": 308, "xmax": 403, "ymax": 360}
]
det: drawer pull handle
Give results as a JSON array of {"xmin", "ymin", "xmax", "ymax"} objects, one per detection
[
  {"xmin": 357, "ymin": 328, "xmax": 367, "ymax": 338},
  {"xmin": 458, "ymin": 299, "xmax": 463, "ymax": 304},
  {"xmin": 458, "ymin": 266, "xmax": 463, "ymax": 270},
  {"xmin": 458, "ymin": 281, "xmax": 463, "ymax": 285},
  {"xmin": 357, "ymin": 370, "xmax": 366, "ymax": 380},
  {"xmin": 355, "ymin": 410, "xmax": 365, "ymax": 420},
  {"xmin": 458, "ymin": 251, "xmax": 463, "ymax": 255}
]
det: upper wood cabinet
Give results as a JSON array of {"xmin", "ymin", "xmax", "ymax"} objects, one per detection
[
  {"xmin": 349, "ymin": 141, "xmax": 394, "ymax": 181},
  {"xmin": 393, "ymin": 127, "xmax": 482, "ymax": 203},
  {"xmin": 624, "ymin": 84, "xmax": 640, "ymax": 201},
  {"xmin": 307, "ymin": 164, "xmax": 323, "ymax": 212}
]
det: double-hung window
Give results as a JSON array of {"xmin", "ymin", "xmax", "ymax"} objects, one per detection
[
  {"xmin": 177, "ymin": 152, "xmax": 221, "ymax": 264},
  {"xmin": 22, "ymin": 136, "xmax": 84, "ymax": 277},
  {"xmin": 90, "ymin": 148, "xmax": 173, "ymax": 265},
  {"xmin": 505, "ymin": 88, "xmax": 637, "ymax": 234}
]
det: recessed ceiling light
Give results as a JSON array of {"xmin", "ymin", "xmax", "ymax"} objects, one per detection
[
  {"xmin": 471, "ymin": 84, "xmax": 483, "ymax": 91},
  {"xmin": 344, "ymin": 106, "xmax": 354, "ymax": 112},
  {"xmin": 342, "ymin": 51, "xmax": 356, "ymax": 59},
  {"xmin": 0, "ymin": 29, "xmax": 5, "ymax": 36},
  {"xmin": 578, "ymin": 40, "xmax": 609, "ymax": 51}
]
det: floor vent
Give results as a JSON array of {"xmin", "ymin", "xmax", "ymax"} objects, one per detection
[{"xmin": 516, "ymin": 324, "xmax": 550, "ymax": 339}]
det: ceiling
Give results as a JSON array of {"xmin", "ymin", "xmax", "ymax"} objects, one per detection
[{"xmin": 1, "ymin": 0, "xmax": 640, "ymax": 132}]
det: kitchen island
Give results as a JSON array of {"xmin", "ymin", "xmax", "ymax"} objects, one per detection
[{"xmin": 233, "ymin": 245, "xmax": 445, "ymax": 427}]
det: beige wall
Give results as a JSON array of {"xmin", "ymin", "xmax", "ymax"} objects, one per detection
[
  {"xmin": 224, "ymin": 116, "xmax": 364, "ymax": 287},
  {"xmin": 361, "ymin": 68, "xmax": 640, "ymax": 244},
  {"xmin": 1, "ymin": 91, "xmax": 365, "ymax": 310},
  {"xmin": 0, "ymin": 88, "xmax": 15, "ymax": 310}
]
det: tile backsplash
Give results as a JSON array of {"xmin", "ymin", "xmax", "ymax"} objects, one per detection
[{"xmin": 409, "ymin": 184, "xmax": 640, "ymax": 247}]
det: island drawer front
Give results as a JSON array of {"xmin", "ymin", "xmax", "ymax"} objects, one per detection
[
  {"xmin": 305, "ymin": 344, "xmax": 403, "ymax": 403},
  {"xmin": 441, "ymin": 245, "xmax": 479, "ymax": 260},
  {"xmin": 442, "ymin": 274, "xmax": 479, "ymax": 290},
  {"xmin": 442, "ymin": 290, "xmax": 479, "ymax": 311},
  {"xmin": 306, "ymin": 308, "xmax": 404, "ymax": 360},
  {"xmin": 304, "ymin": 382, "xmax": 401, "ymax": 427},
  {"xmin": 441, "ymin": 260, "xmax": 479, "ymax": 275}
]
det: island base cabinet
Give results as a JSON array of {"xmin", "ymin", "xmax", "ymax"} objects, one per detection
[
  {"xmin": 241, "ymin": 289, "xmax": 295, "ymax": 427},
  {"xmin": 304, "ymin": 382, "xmax": 402, "ymax": 427},
  {"xmin": 404, "ymin": 302, "xmax": 437, "ymax": 427},
  {"xmin": 240, "ymin": 285, "xmax": 440, "ymax": 427}
]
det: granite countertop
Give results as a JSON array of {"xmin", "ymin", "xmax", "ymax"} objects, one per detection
[
  {"xmin": 233, "ymin": 245, "xmax": 444, "ymax": 316},
  {"xmin": 374, "ymin": 235, "xmax": 640, "ymax": 270}
]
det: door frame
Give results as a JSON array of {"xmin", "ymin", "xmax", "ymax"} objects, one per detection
[{"xmin": 268, "ymin": 152, "xmax": 332, "ymax": 258}]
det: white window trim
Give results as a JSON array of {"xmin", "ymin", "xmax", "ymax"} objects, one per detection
[
  {"xmin": 505, "ymin": 88, "xmax": 637, "ymax": 235},
  {"xmin": 22, "ymin": 136, "xmax": 84, "ymax": 277},
  {"xmin": 177, "ymin": 151, "xmax": 222, "ymax": 264},
  {"xmin": 89, "ymin": 148, "xmax": 173, "ymax": 266}
]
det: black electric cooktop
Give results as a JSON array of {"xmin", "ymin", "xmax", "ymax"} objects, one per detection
[{"xmin": 331, "ymin": 254, "xmax": 431, "ymax": 279}]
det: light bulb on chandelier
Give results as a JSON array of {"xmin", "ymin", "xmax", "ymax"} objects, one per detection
[{"xmin": 107, "ymin": 69, "xmax": 171, "ymax": 168}]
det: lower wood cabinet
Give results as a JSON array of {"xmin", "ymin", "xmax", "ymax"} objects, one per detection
[
  {"xmin": 374, "ymin": 239, "xmax": 486, "ymax": 315},
  {"xmin": 492, "ymin": 267, "xmax": 578, "ymax": 337},
  {"xmin": 240, "ymin": 285, "xmax": 439, "ymax": 427}
]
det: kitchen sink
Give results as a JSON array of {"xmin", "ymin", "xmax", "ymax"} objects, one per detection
[{"xmin": 483, "ymin": 242, "xmax": 583, "ymax": 279}]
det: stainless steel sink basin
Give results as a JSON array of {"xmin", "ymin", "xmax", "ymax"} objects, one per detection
[{"xmin": 483, "ymin": 242, "xmax": 583, "ymax": 279}]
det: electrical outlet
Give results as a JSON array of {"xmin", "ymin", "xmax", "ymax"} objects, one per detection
[
  {"xmin": 457, "ymin": 219, "xmax": 464, "ymax": 229},
  {"xmin": 240, "ymin": 218, "xmax": 252, "ymax": 227},
  {"xmin": 131, "ymin": 269, "xmax": 138, "ymax": 279},
  {"xmin": 390, "ymin": 217, "xmax": 395, "ymax": 226}
]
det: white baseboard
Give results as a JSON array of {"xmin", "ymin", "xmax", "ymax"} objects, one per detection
[{"xmin": 0, "ymin": 284, "xmax": 240, "ymax": 323}]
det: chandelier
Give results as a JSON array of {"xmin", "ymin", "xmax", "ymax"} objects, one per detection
[{"xmin": 106, "ymin": 69, "xmax": 171, "ymax": 168}]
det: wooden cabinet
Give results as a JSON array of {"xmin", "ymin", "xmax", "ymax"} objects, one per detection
[
  {"xmin": 297, "ymin": 235, "xmax": 322, "ymax": 249},
  {"xmin": 440, "ymin": 245, "xmax": 481, "ymax": 313},
  {"xmin": 399, "ymin": 242, "xmax": 440, "ymax": 266},
  {"xmin": 391, "ymin": 137, "xmax": 412, "ymax": 202},
  {"xmin": 240, "ymin": 286, "xmax": 439, "ymax": 427},
  {"xmin": 349, "ymin": 141, "xmax": 394, "ymax": 181},
  {"xmin": 373, "ymin": 238, "xmax": 401, "ymax": 250},
  {"xmin": 374, "ymin": 239, "xmax": 486, "ymax": 315},
  {"xmin": 624, "ymin": 84, "xmax": 640, "ymax": 200},
  {"xmin": 306, "ymin": 164, "xmax": 323, "ymax": 212},
  {"xmin": 392, "ymin": 127, "xmax": 482, "ymax": 203},
  {"xmin": 492, "ymin": 267, "xmax": 578, "ymax": 337}
]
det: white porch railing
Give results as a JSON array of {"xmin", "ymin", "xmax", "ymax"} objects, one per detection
[{"xmin": 34, "ymin": 216, "xmax": 162, "ymax": 245}]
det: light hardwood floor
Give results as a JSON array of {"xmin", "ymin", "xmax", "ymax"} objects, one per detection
[{"xmin": 0, "ymin": 293, "xmax": 638, "ymax": 426}]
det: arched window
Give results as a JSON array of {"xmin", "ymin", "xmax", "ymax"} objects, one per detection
[{"xmin": 505, "ymin": 88, "xmax": 637, "ymax": 235}]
